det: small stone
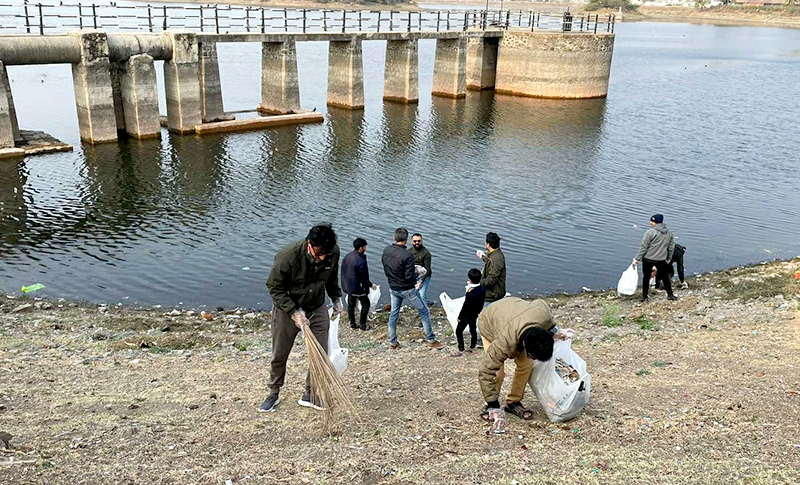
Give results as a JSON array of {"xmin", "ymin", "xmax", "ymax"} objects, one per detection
[
  {"xmin": 186, "ymin": 311, "xmax": 196, "ymax": 317},
  {"xmin": 10, "ymin": 304, "xmax": 33, "ymax": 313},
  {"xmin": 187, "ymin": 404, "xmax": 199, "ymax": 410},
  {"xmin": 169, "ymin": 309, "xmax": 181, "ymax": 316},
  {"xmin": 162, "ymin": 326, "xmax": 171, "ymax": 332},
  {"xmin": 128, "ymin": 403, "xmax": 139, "ymax": 410},
  {"xmin": 209, "ymin": 393, "xmax": 217, "ymax": 399},
  {"xmin": 243, "ymin": 312, "xmax": 258, "ymax": 319},
  {"xmin": 34, "ymin": 301, "xmax": 53, "ymax": 310}
]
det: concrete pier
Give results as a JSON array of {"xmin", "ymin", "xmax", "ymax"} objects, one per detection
[
  {"xmin": 432, "ymin": 37, "xmax": 467, "ymax": 99},
  {"xmin": 259, "ymin": 40, "xmax": 301, "ymax": 115},
  {"xmin": 164, "ymin": 32, "xmax": 202, "ymax": 134},
  {"xmin": 495, "ymin": 32, "xmax": 615, "ymax": 99},
  {"xmin": 466, "ymin": 37, "xmax": 499, "ymax": 91},
  {"xmin": 199, "ymin": 41, "xmax": 227, "ymax": 123},
  {"xmin": 383, "ymin": 39, "xmax": 419, "ymax": 104},
  {"xmin": 327, "ymin": 38, "xmax": 364, "ymax": 110},
  {"xmin": 70, "ymin": 31, "xmax": 118, "ymax": 144},
  {"xmin": 0, "ymin": 61, "xmax": 19, "ymax": 148},
  {"xmin": 119, "ymin": 54, "xmax": 160, "ymax": 139}
]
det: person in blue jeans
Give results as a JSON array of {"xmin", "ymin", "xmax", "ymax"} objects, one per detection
[
  {"xmin": 409, "ymin": 233, "xmax": 432, "ymax": 307},
  {"xmin": 381, "ymin": 227, "xmax": 443, "ymax": 350}
]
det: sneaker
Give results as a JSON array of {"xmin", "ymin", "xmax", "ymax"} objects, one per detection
[
  {"xmin": 427, "ymin": 341, "xmax": 444, "ymax": 349},
  {"xmin": 642, "ymin": 296, "xmax": 649, "ymax": 302},
  {"xmin": 360, "ymin": 324, "xmax": 371, "ymax": 331},
  {"xmin": 389, "ymin": 342, "xmax": 402, "ymax": 350},
  {"xmin": 465, "ymin": 348, "xmax": 475, "ymax": 354},
  {"xmin": 451, "ymin": 351, "xmax": 464, "ymax": 357},
  {"xmin": 680, "ymin": 282, "xmax": 689, "ymax": 290},
  {"xmin": 257, "ymin": 392, "xmax": 280, "ymax": 413},
  {"xmin": 298, "ymin": 391, "xmax": 325, "ymax": 411},
  {"xmin": 668, "ymin": 295, "xmax": 679, "ymax": 301}
]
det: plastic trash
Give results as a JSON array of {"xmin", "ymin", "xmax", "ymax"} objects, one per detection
[
  {"xmin": 344, "ymin": 285, "xmax": 381, "ymax": 314},
  {"xmin": 528, "ymin": 338, "xmax": 591, "ymax": 422},
  {"xmin": 21, "ymin": 284, "xmax": 45, "ymax": 293},
  {"xmin": 617, "ymin": 264, "xmax": 638, "ymax": 296},
  {"xmin": 327, "ymin": 309, "xmax": 348, "ymax": 376},
  {"xmin": 439, "ymin": 292, "xmax": 465, "ymax": 333}
]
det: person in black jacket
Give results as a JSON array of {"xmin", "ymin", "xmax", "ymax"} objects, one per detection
[
  {"xmin": 341, "ymin": 238, "xmax": 375, "ymax": 330},
  {"xmin": 381, "ymin": 227, "xmax": 442, "ymax": 350},
  {"xmin": 655, "ymin": 244, "xmax": 688, "ymax": 290},
  {"xmin": 453, "ymin": 268, "xmax": 486, "ymax": 357}
]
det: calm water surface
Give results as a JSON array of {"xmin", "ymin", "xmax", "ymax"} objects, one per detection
[{"xmin": 1, "ymin": 22, "xmax": 799, "ymax": 308}]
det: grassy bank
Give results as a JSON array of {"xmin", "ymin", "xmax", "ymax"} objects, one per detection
[{"xmin": 1, "ymin": 258, "xmax": 799, "ymax": 483}]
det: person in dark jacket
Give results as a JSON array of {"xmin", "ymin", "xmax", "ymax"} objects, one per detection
[
  {"xmin": 259, "ymin": 223, "xmax": 344, "ymax": 413},
  {"xmin": 341, "ymin": 237, "xmax": 375, "ymax": 330},
  {"xmin": 409, "ymin": 233, "xmax": 433, "ymax": 307},
  {"xmin": 633, "ymin": 214, "xmax": 678, "ymax": 302},
  {"xmin": 381, "ymin": 227, "xmax": 442, "ymax": 350},
  {"xmin": 475, "ymin": 232, "xmax": 506, "ymax": 308},
  {"xmin": 453, "ymin": 268, "xmax": 486, "ymax": 357},
  {"xmin": 655, "ymin": 244, "xmax": 688, "ymax": 290}
]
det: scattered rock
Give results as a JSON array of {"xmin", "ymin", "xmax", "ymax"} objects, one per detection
[
  {"xmin": 243, "ymin": 312, "xmax": 258, "ymax": 319},
  {"xmin": 168, "ymin": 309, "xmax": 181, "ymax": 316},
  {"xmin": 128, "ymin": 404, "xmax": 139, "ymax": 410},
  {"xmin": 186, "ymin": 311, "xmax": 196, "ymax": 317},
  {"xmin": 11, "ymin": 304, "xmax": 33, "ymax": 313},
  {"xmin": 161, "ymin": 326, "xmax": 171, "ymax": 332},
  {"xmin": 0, "ymin": 431, "xmax": 12, "ymax": 449},
  {"xmin": 34, "ymin": 301, "xmax": 53, "ymax": 310},
  {"xmin": 187, "ymin": 404, "xmax": 199, "ymax": 410}
]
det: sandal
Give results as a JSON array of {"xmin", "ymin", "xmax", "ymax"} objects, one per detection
[
  {"xmin": 504, "ymin": 401, "xmax": 534, "ymax": 420},
  {"xmin": 480, "ymin": 405, "xmax": 491, "ymax": 422}
]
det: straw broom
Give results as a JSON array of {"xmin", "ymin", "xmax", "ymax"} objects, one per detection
[{"xmin": 301, "ymin": 325, "xmax": 355, "ymax": 431}]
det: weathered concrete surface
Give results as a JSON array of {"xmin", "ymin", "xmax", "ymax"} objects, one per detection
[
  {"xmin": 120, "ymin": 54, "xmax": 160, "ymax": 139},
  {"xmin": 109, "ymin": 61, "xmax": 126, "ymax": 132},
  {"xmin": 466, "ymin": 36, "xmax": 499, "ymax": 91},
  {"xmin": 327, "ymin": 38, "xmax": 364, "ymax": 110},
  {"xmin": 70, "ymin": 31, "xmax": 118, "ymax": 144},
  {"xmin": 199, "ymin": 42, "xmax": 230, "ymax": 123},
  {"xmin": 0, "ymin": 61, "xmax": 18, "ymax": 148},
  {"xmin": 164, "ymin": 32, "xmax": 202, "ymax": 134},
  {"xmin": 432, "ymin": 37, "xmax": 467, "ymax": 99},
  {"xmin": 199, "ymin": 30, "xmax": 504, "ymax": 44},
  {"xmin": 106, "ymin": 33, "xmax": 172, "ymax": 62},
  {"xmin": 17, "ymin": 130, "xmax": 73, "ymax": 155},
  {"xmin": 259, "ymin": 40, "xmax": 301, "ymax": 115},
  {"xmin": 0, "ymin": 147, "xmax": 24, "ymax": 159},
  {"xmin": 495, "ymin": 31, "xmax": 615, "ymax": 99},
  {"xmin": 383, "ymin": 39, "xmax": 419, "ymax": 104},
  {"xmin": 194, "ymin": 112, "xmax": 324, "ymax": 135}
]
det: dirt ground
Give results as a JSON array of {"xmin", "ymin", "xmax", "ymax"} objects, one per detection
[{"xmin": 2, "ymin": 258, "xmax": 800, "ymax": 484}]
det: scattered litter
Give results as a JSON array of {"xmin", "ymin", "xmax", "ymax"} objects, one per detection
[
  {"xmin": 555, "ymin": 358, "xmax": 581, "ymax": 384},
  {"xmin": 21, "ymin": 283, "xmax": 45, "ymax": 293},
  {"xmin": 225, "ymin": 480, "xmax": 234, "ymax": 485},
  {"xmin": 756, "ymin": 372, "xmax": 766, "ymax": 378},
  {"xmin": 241, "ymin": 267, "xmax": 250, "ymax": 271}
]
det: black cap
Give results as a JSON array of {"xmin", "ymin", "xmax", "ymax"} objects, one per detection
[{"xmin": 650, "ymin": 214, "xmax": 664, "ymax": 224}]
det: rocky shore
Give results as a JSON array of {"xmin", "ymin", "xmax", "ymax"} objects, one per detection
[{"xmin": 1, "ymin": 257, "xmax": 799, "ymax": 484}]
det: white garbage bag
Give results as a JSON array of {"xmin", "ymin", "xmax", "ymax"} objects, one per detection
[
  {"xmin": 617, "ymin": 264, "xmax": 638, "ymax": 296},
  {"xmin": 528, "ymin": 338, "xmax": 591, "ymax": 422},
  {"xmin": 439, "ymin": 292, "xmax": 465, "ymax": 332},
  {"xmin": 344, "ymin": 285, "xmax": 382, "ymax": 314},
  {"xmin": 327, "ymin": 309, "xmax": 348, "ymax": 375}
]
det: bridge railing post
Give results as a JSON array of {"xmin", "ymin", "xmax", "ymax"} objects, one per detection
[
  {"xmin": 37, "ymin": 3, "xmax": 43, "ymax": 35},
  {"xmin": 341, "ymin": 10, "xmax": 345, "ymax": 33},
  {"xmin": 92, "ymin": 3, "xmax": 97, "ymax": 29}
]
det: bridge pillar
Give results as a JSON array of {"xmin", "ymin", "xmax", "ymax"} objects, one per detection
[
  {"xmin": 258, "ymin": 40, "xmax": 301, "ymax": 115},
  {"xmin": 432, "ymin": 37, "xmax": 467, "ymax": 99},
  {"xmin": 199, "ymin": 41, "xmax": 227, "ymax": 122},
  {"xmin": 164, "ymin": 32, "xmax": 202, "ymax": 134},
  {"xmin": 327, "ymin": 38, "xmax": 364, "ymax": 110},
  {"xmin": 0, "ymin": 62, "xmax": 20, "ymax": 148},
  {"xmin": 383, "ymin": 39, "xmax": 418, "ymax": 104},
  {"xmin": 119, "ymin": 54, "xmax": 160, "ymax": 139},
  {"xmin": 70, "ymin": 31, "xmax": 118, "ymax": 144},
  {"xmin": 109, "ymin": 62, "xmax": 127, "ymax": 133},
  {"xmin": 467, "ymin": 37, "xmax": 498, "ymax": 91}
]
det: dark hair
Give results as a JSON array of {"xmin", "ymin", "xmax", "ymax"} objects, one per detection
[
  {"xmin": 307, "ymin": 223, "xmax": 337, "ymax": 255},
  {"xmin": 467, "ymin": 268, "xmax": 481, "ymax": 284},
  {"xmin": 412, "ymin": 233, "xmax": 423, "ymax": 239},
  {"xmin": 522, "ymin": 327, "xmax": 554, "ymax": 362},
  {"xmin": 353, "ymin": 237, "xmax": 367, "ymax": 250},
  {"xmin": 486, "ymin": 232, "xmax": 501, "ymax": 249},
  {"xmin": 394, "ymin": 227, "xmax": 409, "ymax": 243}
]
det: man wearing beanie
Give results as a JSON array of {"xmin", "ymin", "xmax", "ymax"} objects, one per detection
[{"xmin": 633, "ymin": 214, "xmax": 678, "ymax": 302}]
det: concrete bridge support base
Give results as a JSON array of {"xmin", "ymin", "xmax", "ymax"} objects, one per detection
[
  {"xmin": 383, "ymin": 39, "xmax": 419, "ymax": 104},
  {"xmin": 164, "ymin": 32, "xmax": 202, "ymax": 134},
  {"xmin": 327, "ymin": 38, "xmax": 364, "ymax": 110},
  {"xmin": 119, "ymin": 54, "xmax": 160, "ymax": 139},
  {"xmin": 199, "ymin": 41, "xmax": 229, "ymax": 123},
  {"xmin": 467, "ymin": 37, "xmax": 498, "ymax": 91},
  {"xmin": 70, "ymin": 31, "xmax": 118, "ymax": 144},
  {"xmin": 259, "ymin": 40, "xmax": 301, "ymax": 115},
  {"xmin": 432, "ymin": 37, "xmax": 467, "ymax": 99},
  {"xmin": 0, "ymin": 62, "xmax": 20, "ymax": 149}
]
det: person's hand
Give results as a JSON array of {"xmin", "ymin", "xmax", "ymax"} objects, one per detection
[
  {"xmin": 332, "ymin": 300, "xmax": 344, "ymax": 315},
  {"xmin": 415, "ymin": 281, "xmax": 422, "ymax": 291},
  {"xmin": 666, "ymin": 259, "xmax": 671, "ymax": 265},
  {"xmin": 476, "ymin": 250, "xmax": 486, "ymax": 260},
  {"xmin": 371, "ymin": 284, "xmax": 378, "ymax": 290},
  {"xmin": 291, "ymin": 310, "xmax": 310, "ymax": 329},
  {"xmin": 488, "ymin": 408, "xmax": 506, "ymax": 434},
  {"xmin": 554, "ymin": 328, "xmax": 575, "ymax": 340},
  {"xmin": 631, "ymin": 258, "xmax": 638, "ymax": 267}
]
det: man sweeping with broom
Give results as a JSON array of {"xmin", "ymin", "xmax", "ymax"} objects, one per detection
[{"xmin": 260, "ymin": 223, "xmax": 345, "ymax": 413}]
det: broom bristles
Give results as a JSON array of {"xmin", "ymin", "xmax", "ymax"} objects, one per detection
[{"xmin": 302, "ymin": 325, "xmax": 355, "ymax": 431}]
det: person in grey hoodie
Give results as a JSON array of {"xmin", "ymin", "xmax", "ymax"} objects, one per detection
[{"xmin": 632, "ymin": 214, "xmax": 678, "ymax": 302}]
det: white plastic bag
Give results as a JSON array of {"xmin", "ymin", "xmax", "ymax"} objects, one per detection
[
  {"xmin": 344, "ymin": 285, "xmax": 382, "ymax": 314},
  {"xmin": 439, "ymin": 292, "xmax": 465, "ymax": 332},
  {"xmin": 327, "ymin": 309, "xmax": 348, "ymax": 375},
  {"xmin": 528, "ymin": 339, "xmax": 591, "ymax": 422},
  {"xmin": 617, "ymin": 264, "xmax": 638, "ymax": 296}
]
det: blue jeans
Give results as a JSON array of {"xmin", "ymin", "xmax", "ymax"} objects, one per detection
[
  {"xmin": 418, "ymin": 277, "xmax": 431, "ymax": 307},
  {"xmin": 388, "ymin": 288, "xmax": 435, "ymax": 345}
]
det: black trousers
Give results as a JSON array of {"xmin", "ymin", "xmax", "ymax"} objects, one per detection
[
  {"xmin": 655, "ymin": 251, "xmax": 685, "ymax": 287},
  {"xmin": 347, "ymin": 294, "xmax": 370, "ymax": 328},
  {"xmin": 642, "ymin": 258, "xmax": 674, "ymax": 299},
  {"xmin": 455, "ymin": 319, "xmax": 478, "ymax": 352}
]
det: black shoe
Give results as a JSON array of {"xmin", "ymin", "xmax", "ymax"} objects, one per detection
[
  {"xmin": 668, "ymin": 295, "xmax": 679, "ymax": 301},
  {"xmin": 642, "ymin": 296, "xmax": 649, "ymax": 302},
  {"xmin": 258, "ymin": 392, "xmax": 280, "ymax": 413},
  {"xmin": 360, "ymin": 324, "xmax": 371, "ymax": 331},
  {"xmin": 298, "ymin": 391, "xmax": 325, "ymax": 411}
]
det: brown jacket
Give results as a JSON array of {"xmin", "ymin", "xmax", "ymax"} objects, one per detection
[
  {"xmin": 478, "ymin": 297, "xmax": 554, "ymax": 403},
  {"xmin": 266, "ymin": 239, "xmax": 341, "ymax": 315},
  {"xmin": 481, "ymin": 248, "xmax": 506, "ymax": 302}
]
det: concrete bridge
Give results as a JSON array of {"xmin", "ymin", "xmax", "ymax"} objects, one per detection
[{"xmin": 0, "ymin": 11, "xmax": 615, "ymax": 157}]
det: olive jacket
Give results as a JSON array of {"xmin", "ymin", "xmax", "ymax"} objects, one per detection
[
  {"xmin": 266, "ymin": 239, "xmax": 342, "ymax": 316},
  {"xmin": 481, "ymin": 248, "xmax": 507, "ymax": 302}
]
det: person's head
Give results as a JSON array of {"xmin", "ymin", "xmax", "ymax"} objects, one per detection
[
  {"xmin": 353, "ymin": 237, "xmax": 367, "ymax": 254},
  {"xmin": 411, "ymin": 233, "xmax": 423, "ymax": 249},
  {"xmin": 522, "ymin": 327, "xmax": 554, "ymax": 362},
  {"xmin": 485, "ymin": 232, "xmax": 501, "ymax": 251},
  {"xmin": 467, "ymin": 268, "xmax": 481, "ymax": 284},
  {"xmin": 306, "ymin": 223, "xmax": 337, "ymax": 262},
  {"xmin": 394, "ymin": 227, "xmax": 409, "ymax": 244},
  {"xmin": 650, "ymin": 214, "xmax": 664, "ymax": 227}
]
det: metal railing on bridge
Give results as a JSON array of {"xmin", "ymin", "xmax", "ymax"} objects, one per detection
[{"xmin": 0, "ymin": 1, "xmax": 614, "ymax": 36}]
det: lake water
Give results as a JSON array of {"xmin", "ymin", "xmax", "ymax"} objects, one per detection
[{"xmin": 1, "ymin": 21, "xmax": 799, "ymax": 309}]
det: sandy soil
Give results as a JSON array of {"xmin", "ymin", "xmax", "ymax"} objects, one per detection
[{"xmin": 1, "ymin": 258, "xmax": 799, "ymax": 484}]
